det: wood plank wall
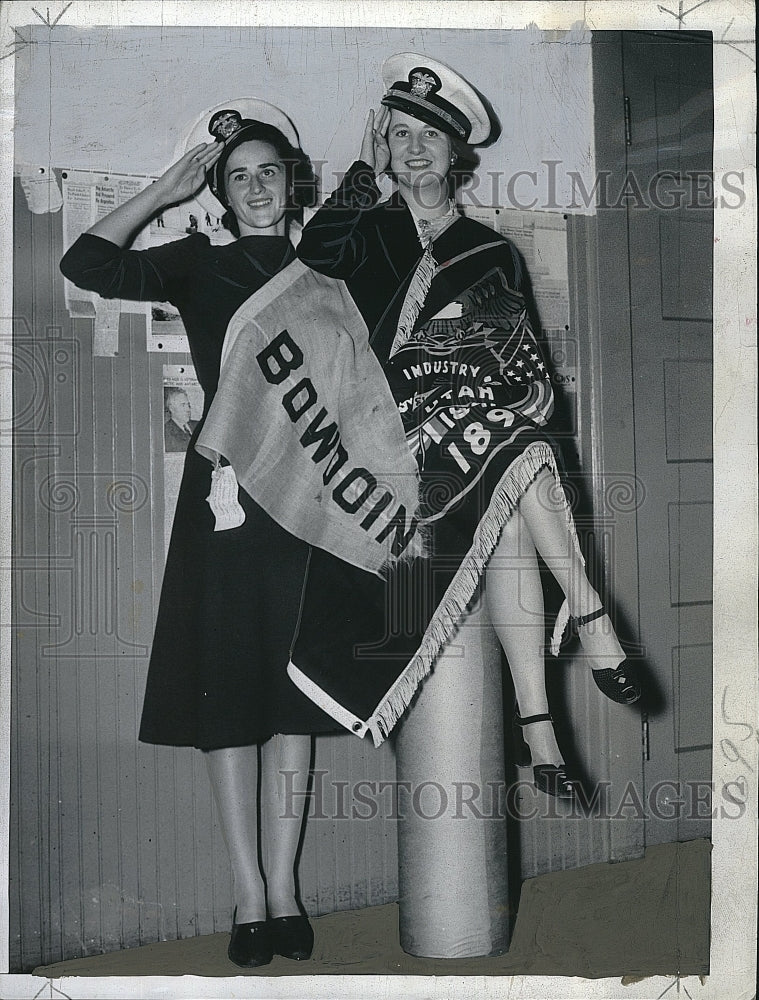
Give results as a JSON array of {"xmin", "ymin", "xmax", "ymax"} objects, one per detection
[
  {"xmin": 9, "ymin": 180, "xmax": 401, "ymax": 970},
  {"xmin": 9, "ymin": 178, "xmax": 632, "ymax": 972}
]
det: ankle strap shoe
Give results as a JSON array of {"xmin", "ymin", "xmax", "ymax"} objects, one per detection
[{"xmin": 513, "ymin": 712, "xmax": 580, "ymax": 801}]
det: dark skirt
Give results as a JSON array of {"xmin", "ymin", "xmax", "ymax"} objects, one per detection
[{"xmin": 139, "ymin": 443, "xmax": 341, "ymax": 750}]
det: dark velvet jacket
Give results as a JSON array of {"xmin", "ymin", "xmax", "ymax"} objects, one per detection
[{"xmin": 297, "ymin": 160, "xmax": 524, "ymax": 363}]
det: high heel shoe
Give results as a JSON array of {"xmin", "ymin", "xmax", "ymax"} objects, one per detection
[
  {"xmin": 513, "ymin": 713, "xmax": 580, "ymax": 800},
  {"xmin": 228, "ymin": 907, "xmax": 274, "ymax": 968},
  {"xmin": 268, "ymin": 914, "xmax": 314, "ymax": 960},
  {"xmin": 562, "ymin": 606, "xmax": 641, "ymax": 705}
]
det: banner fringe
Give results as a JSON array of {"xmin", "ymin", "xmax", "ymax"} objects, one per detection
[{"xmin": 365, "ymin": 442, "xmax": 584, "ymax": 747}]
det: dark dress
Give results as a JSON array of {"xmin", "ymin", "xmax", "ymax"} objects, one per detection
[{"xmin": 60, "ymin": 232, "xmax": 341, "ymax": 749}]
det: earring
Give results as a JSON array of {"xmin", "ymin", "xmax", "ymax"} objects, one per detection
[{"xmin": 450, "ymin": 155, "xmax": 457, "ymax": 166}]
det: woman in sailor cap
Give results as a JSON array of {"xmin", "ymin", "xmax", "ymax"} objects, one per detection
[
  {"xmin": 61, "ymin": 99, "xmax": 333, "ymax": 969},
  {"xmin": 297, "ymin": 54, "xmax": 642, "ymax": 798}
]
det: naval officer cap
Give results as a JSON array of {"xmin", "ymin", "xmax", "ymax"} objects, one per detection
[
  {"xmin": 175, "ymin": 98, "xmax": 300, "ymax": 215},
  {"xmin": 381, "ymin": 53, "xmax": 491, "ymax": 146}
]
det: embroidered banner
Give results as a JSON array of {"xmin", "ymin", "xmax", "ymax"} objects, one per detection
[
  {"xmin": 287, "ymin": 260, "xmax": 578, "ymax": 746},
  {"xmin": 196, "ymin": 260, "xmax": 424, "ymax": 575},
  {"xmin": 198, "ymin": 254, "xmax": 577, "ymax": 746}
]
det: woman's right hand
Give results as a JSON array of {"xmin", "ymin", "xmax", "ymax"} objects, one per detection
[
  {"xmin": 359, "ymin": 107, "xmax": 391, "ymax": 176},
  {"xmin": 84, "ymin": 141, "xmax": 224, "ymax": 247},
  {"xmin": 152, "ymin": 142, "xmax": 223, "ymax": 208}
]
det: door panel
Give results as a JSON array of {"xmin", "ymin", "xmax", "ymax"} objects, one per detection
[
  {"xmin": 663, "ymin": 359, "xmax": 713, "ymax": 461},
  {"xmin": 622, "ymin": 32, "xmax": 713, "ymax": 844}
]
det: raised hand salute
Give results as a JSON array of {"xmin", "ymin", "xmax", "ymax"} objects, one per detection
[
  {"xmin": 153, "ymin": 141, "xmax": 223, "ymax": 205},
  {"xmin": 359, "ymin": 106, "xmax": 391, "ymax": 175},
  {"xmin": 87, "ymin": 141, "xmax": 223, "ymax": 246}
]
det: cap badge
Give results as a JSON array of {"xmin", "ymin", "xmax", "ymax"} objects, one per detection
[
  {"xmin": 208, "ymin": 109, "xmax": 243, "ymax": 142},
  {"xmin": 409, "ymin": 68, "xmax": 440, "ymax": 98}
]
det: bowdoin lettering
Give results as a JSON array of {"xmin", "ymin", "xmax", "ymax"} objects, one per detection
[{"xmin": 256, "ymin": 330, "xmax": 420, "ymax": 557}]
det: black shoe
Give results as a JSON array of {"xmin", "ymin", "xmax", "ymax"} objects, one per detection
[
  {"xmin": 591, "ymin": 663, "xmax": 641, "ymax": 704},
  {"xmin": 513, "ymin": 712, "xmax": 580, "ymax": 801},
  {"xmin": 564, "ymin": 607, "xmax": 642, "ymax": 705},
  {"xmin": 268, "ymin": 914, "xmax": 314, "ymax": 961},
  {"xmin": 228, "ymin": 909, "xmax": 273, "ymax": 968}
]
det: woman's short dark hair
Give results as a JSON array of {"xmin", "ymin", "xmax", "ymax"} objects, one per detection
[
  {"xmin": 218, "ymin": 121, "xmax": 318, "ymax": 237},
  {"xmin": 447, "ymin": 137, "xmax": 480, "ymax": 194}
]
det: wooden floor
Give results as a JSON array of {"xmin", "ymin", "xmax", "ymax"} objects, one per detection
[{"xmin": 33, "ymin": 840, "xmax": 711, "ymax": 981}]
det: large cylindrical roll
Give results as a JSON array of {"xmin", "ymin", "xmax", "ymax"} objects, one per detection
[{"xmin": 394, "ymin": 597, "xmax": 509, "ymax": 958}]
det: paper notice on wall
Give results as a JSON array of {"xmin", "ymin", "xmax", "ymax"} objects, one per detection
[
  {"xmin": 496, "ymin": 212, "xmax": 569, "ymax": 331},
  {"xmin": 62, "ymin": 170, "xmax": 154, "ymax": 316},
  {"xmin": 148, "ymin": 195, "xmax": 231, "ymax": 246},
  {"xmin": 61, "ymin": 168, "xmax": 232, "ymax": 321},
  {"xmin": 148, "ymin": 301, "xmax": 190, "ymax": 353},
  {"xmin": 62, "ymin": 172, "xmax": 97, "ymax": 317},
  {"xmin": 148, "ymin": 201, "xmax": 187, "ymax": 242},
  {"xmin": 115, "ymin": 175, "xmax": 151, "ymax": 250},
  {"xmin": 162, "ymin": 365, "xmax": 204, "ymax": 554},
  {"xmin": 93, "ymin": 297, "xmax": 121, "ymax": 357},
  {"xmin": 62, "ymin": 171, "xmax": 94, "ymax": 242},
  {"xmin": 91, "ymin": 174, "xmax": 153, "ymax": 268},
  {"xmin": 462, "ymin": 206, "xmax": 570, "ymax": 330},
  {"xmin": 17, "ymin": 163, "xmax": 63, "ymax": 214},
  {"xmin": 462, "ymin": 205, "xmax": 576, "ymax": 426}
]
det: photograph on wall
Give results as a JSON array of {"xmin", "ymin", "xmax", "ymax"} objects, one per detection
[
  {"xmin": 1, "ymin": 3, "xmax": 755, "ymax": 999},
  {"xmin": 162, "ymin": 366, "xmax": 203, "ymax": 454},
  {"xmin": 148, "ymin": 300, "xmax": 188, "ymax": 353},
  {"xmin": 162, "ymin": 365, "xmax": 204, "ymax": 556}
]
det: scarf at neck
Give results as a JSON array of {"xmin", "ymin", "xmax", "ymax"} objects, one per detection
[
  {"xmin": 411, "ymin": 199, "xmax": 459, "ymax": 247},
  {"xmin": 391, "ymin": 201, "xmax": 460, "ymax": 357}
]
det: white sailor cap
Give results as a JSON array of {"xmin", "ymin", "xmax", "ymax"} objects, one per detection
[
  {"xmin": 381, "ymin": 53, "xmax": 491, "ymax": 146},
  {"xmin": 175, "ymin": 98, "xmax": 300, "ymax": 215}
]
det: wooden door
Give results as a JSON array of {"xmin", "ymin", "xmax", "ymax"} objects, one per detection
[{"xmin": 622, "ymin": 32, "xmax": 714, "ymax": 844}]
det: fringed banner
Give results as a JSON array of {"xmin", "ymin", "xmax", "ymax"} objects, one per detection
[
  {"xmin": 197, "ymin": 260, "xmax": 424, "ymax": 576},
  {"xmin": 287, "ymin": 259, "xmax": 582, "ymax": 745}
]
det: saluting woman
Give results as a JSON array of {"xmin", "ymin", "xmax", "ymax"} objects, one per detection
[
  {"xmin": 297, "ymin": 55, "xmax": 641, "ymax": 798},
  {"xmin": 61, "ymin": 100, "xmax": 339, "ymax": 967}
]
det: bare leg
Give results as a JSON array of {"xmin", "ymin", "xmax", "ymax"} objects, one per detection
[
  {"xmin": 204, "ymin": 745, "xmax": 266, "ymax": 923},
  {"xmin": 485, "ymin": 507, "xmax": 562, "ymax": 766},
  {"xmin": 260, "ymin": 734, "xmax": 312, "ymax": 918},
  {"xmin": 518, "ymin": 469, "xmax": 625, "ymax": 668}
]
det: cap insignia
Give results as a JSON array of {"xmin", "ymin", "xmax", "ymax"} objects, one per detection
[
  {"xmin": 409, "ymin": 69, "xmax": 440, "ymax": 98},
  {"xmin": 208, "ymin": 109, "xmax": 243, "ymax": 142}
]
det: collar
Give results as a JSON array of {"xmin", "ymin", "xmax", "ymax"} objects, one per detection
[{"xmin": 408, "ymin": 199, "xmax": 459, "ymax": 244}]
